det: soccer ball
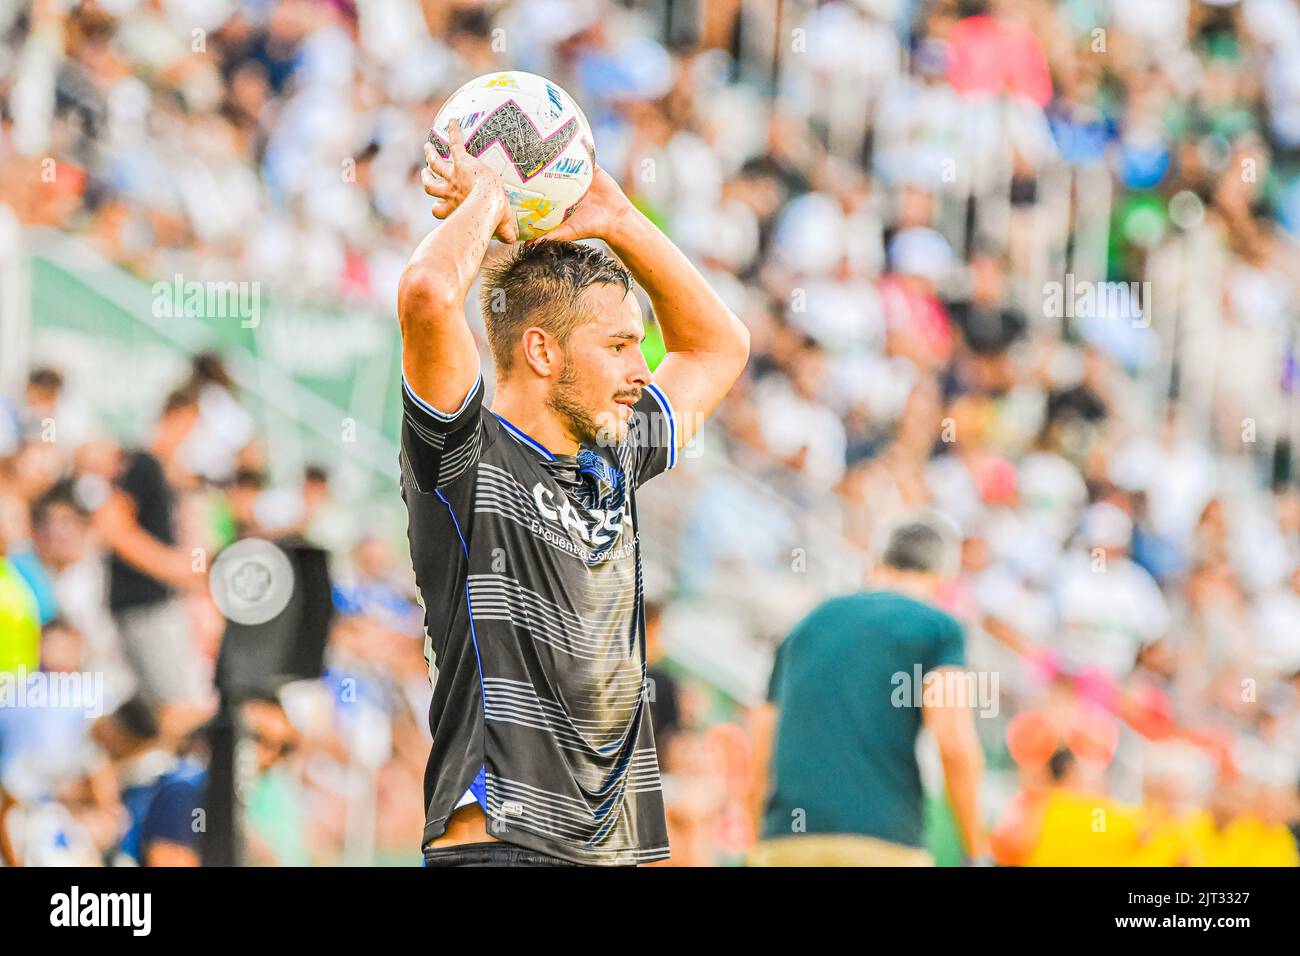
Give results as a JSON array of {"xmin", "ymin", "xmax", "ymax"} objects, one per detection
[{"xmin": 429, "ymin": 71, "xmax": 596, "ymax": 241}]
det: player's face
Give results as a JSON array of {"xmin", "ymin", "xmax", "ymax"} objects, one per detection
[{"xmin": 546, "ymin": 283, "xmax": 650, "ymax": 447}]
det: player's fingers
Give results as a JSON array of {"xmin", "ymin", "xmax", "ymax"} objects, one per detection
[
  {"xmin": 497, "ymin": 215, "xmax": 519, "ymax": 244},
  {"xmin": 533, "ymin": 224, "xmax": 570, "ymax": 244},
  {"xmin": 421, "ymin": 166, "xmax": 452, "ymax": 199},
  {"xmin": 431, "ymin": 198, "xmax": 454, "ymax": 219},
  {"xmin": 424, "ymin": 141, "xmax": 453, "ymax": 181},
  {"xmin": 448, "ymin": 118, "xmax": 466, "ymax": 160}
]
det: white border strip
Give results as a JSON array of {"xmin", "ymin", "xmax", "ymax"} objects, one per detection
[
  {"xmin": 643, "ymin": 382, "xmax": 678, "ymax": 470},
  {"xmin": 493, "ymin": 414, "xmax": 557, "ymax": 461},
  {"xmin": 402, "ymin": 366, "xmax": 482, "ymax": 422}
]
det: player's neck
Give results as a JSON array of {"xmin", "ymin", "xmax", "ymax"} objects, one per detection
[{"xmin": 490, "ymin": 385, "xmax": 581, "ymax": 457}]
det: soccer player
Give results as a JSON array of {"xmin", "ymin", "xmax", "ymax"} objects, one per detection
[{"xmin": 399, "ymin": 120, "xmax": 749, "ymax": 866}]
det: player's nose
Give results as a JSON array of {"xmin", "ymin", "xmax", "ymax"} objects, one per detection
[{"xmin": 628, "ymin": 349, "xmax": 651, "ymax": 387}]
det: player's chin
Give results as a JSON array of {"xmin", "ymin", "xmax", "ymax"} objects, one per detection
[{"xmin": 594, "ymin": 407, "xmax": 632, "ymax": 446}]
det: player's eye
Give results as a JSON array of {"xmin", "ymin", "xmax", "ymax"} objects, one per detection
[{"xmin": 611, "ymin": 344, "xmax": 625, "ymax": 353}]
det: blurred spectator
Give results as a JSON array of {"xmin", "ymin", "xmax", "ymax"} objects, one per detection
[
  {"xmin": 94, "ymin": 389, "xmax": 208, "ymax": 707},
  {"xmin": 178, "ymin": 353, "xmax": 260, "ymax": 486},
  {"xmin": 0, "ymin": 518, "xmax": 40, "ymax": 673}
]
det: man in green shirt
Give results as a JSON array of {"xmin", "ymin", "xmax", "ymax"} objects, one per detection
[{"xmin": 750, "ymin": 517, "xmax": 988, "ymax": 865}]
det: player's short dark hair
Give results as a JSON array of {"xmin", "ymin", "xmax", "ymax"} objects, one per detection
[
  {"xmin": 881, "ymin": 518, "xmax": 954, "ymax": 575},
  {"xmin": 478, "ymin": 241, "xmax": 632, "ymax": 377}
]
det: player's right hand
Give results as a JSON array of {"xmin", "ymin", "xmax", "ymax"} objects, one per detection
[{"xmin": 422, "ymin": 119, "xmax": 518, "ymax": 243}]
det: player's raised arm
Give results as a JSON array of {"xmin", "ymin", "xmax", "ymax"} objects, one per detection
[
  {"xmin": 539, "ymin": 168, "xmax": 750, "ymax": 451},
  {"xmin": 398, "ymin": 119, "xmax": 518, "ymax": 412}
]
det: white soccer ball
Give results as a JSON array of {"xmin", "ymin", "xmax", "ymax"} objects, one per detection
[{"xmin": 430, "ymin": 71, "xmax": 596, "ymax": 241}]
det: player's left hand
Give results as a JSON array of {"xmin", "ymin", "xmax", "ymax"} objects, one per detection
[
  {"xmin": 421, "ymin": 120, "xmax": 517, "ymax": 243},
  {"xmin": 533, "ymin": 166, "xmax": 634, "ymax": 245}
]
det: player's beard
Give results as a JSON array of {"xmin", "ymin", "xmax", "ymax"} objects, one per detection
[{"xmin": 546, "ymin": 353, "xmax": 624, "ymax": 448}]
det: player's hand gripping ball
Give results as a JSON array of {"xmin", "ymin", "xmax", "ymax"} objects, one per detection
[{"xmin": 429, "ymin": 71, "xmax": 596, "ymax": 241}]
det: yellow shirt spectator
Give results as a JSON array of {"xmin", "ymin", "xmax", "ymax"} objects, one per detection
[
  {"xmin": 1131, "ymin": 807, "xmax": 1215, "ymax": 866},
  {"xmin": 1190, "ymin": 817, "xmax": 1300, "ymax": 867},
  {"xmin": 1026, "ymin": 790, "xmax": 1144, "ymax": 866},
  {"xmin": 0, "ymin": 558, "xmax": 41, "ymax": 673}
]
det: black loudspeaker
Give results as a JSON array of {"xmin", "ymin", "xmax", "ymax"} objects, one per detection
[
  {"xmin": 214, "ymin": 537, "xmax": 334, "ymax": 698},
  {"xmin": 205, "ymin": 538, "xmax": 334, "ymax": 867}
]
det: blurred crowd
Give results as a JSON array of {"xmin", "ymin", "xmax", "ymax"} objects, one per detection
[
  {"xmin": 3, "ymin": 0, "xmax": 1300, "ymax": 865},
  {"xmin": 0, "ymin": 352, "xmax": 437, "ymax": 864}
]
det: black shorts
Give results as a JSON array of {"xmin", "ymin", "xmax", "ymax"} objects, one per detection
[{"xmin": 422, "ymin": 842, "xmax": 578, "ymax": 867}]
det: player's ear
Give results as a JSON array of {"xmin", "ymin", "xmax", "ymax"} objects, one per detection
[{"xmin": 520, "ymin": 327, "xmax": 554, "ymax": 377}]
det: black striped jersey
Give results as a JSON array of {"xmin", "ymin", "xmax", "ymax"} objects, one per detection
[{"xmin": 399, "ymin": 368, "xmax": 678, "ymax": 865}]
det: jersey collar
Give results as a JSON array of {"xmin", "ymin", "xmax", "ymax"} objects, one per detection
[{"xmin": 492, "ymin": 412, "xmax": 558, "ymax": 462}]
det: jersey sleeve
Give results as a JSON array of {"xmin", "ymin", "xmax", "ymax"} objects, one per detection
[
  {"xmin": 399, "ymin": 370, "xmax": 487, "ymax": 493},
  {"xmin": 924, "ymin": 613, "xmax": 966, "ymax": 675},
  {"xmin": 765, "ymin": 635, "xmax": 787, "ymax": 704},
  {"xmin": 625, "ymin": 382, "xmax": 680, "ymax": 487}
]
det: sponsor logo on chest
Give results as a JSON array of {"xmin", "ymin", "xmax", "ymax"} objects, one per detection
[{"xmin": 531, "ymin": 481, "xmax": 634, "ymax": 547}]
